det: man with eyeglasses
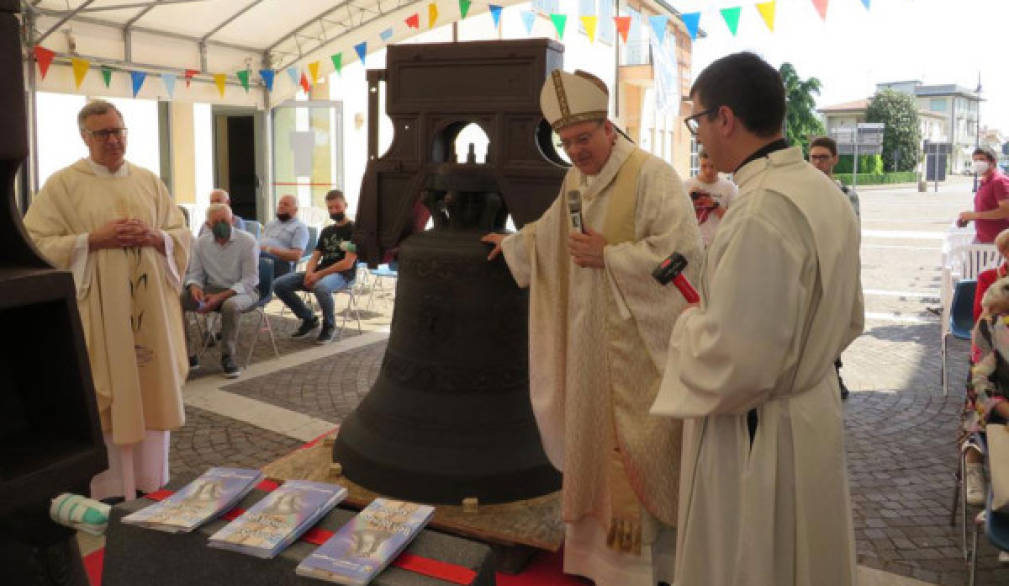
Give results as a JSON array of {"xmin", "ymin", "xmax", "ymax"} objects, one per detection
[
  {"xmin": 482, "ymin": 69, "xmax": 701, "ymax": 586},
  {"xmin": 651, "ymin": 53, "xmax": 863, "ymax": 586},
  {"xmin": 24, "ymin": 99, "xmax": 192, "ymax": 504}
]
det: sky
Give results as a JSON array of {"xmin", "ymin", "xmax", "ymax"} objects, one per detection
[{"xmin": 684, "ymin": 0, "xmax": 1007, "ymax": 134}]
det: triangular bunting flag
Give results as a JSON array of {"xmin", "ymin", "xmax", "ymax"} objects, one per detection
[
  {"xmin": 489, "ymin": 5, "xmax": 502, "ymax": 28},
  {"xmin": 581, "ymin": 16, "xmax": 598, "ymax": 43},
  {"xmin": 756, "ymin": 1, "xmax": 776, "ymax": 32},
  {"xmin": 812, "ymin": 0, "xmax": 828, "ymax": 20},
  {"xmin": 459, "ymin": 0, "xmax": 471, "ymax": 19},
  {"xmin": 331, "ymin": 53, "xmax": 343, "ymax": 75},
  {"xmin": 184, "ymin": 69, "xmax": 198, "ymax": 88},
  {"xmin": 354, "ymin": 42, "xmax": 367, "ymax": 64},
  {"xmin": 406, "ymin": 13, "xmax": 419, "ymax": 28},
  {"xmin": 161, "ymin": 73, "xmax": 176, "ymax": 97},
  {"xmin": 213, "ymin": 73, "xmax": 226, "ymax": 97},
  {"xmin": 100, "ymin": 66, "xmax": 112, "ymax": 88},
  {"xmin": 720, "ymin": 7, "xmax": 741, "ymax": 36},
  {"xmin": 299, "ymin": 72, "xmax": 311, "ymax": 94},
  {"xmin": 286, "ymin": 67, "xmax": 299, "ymax": 86},
  {"xmin": 428, "ymin": 3, "xmax": 438, "ymax": 28},
  {"xmin": 71, "ymin": 58, "xmax": 90, "ymax": 89},
  {"xmin": 380, "ymin": 27, "xmax": 394, "ymax": 42},
  {"xmin": 521, "ymin": 10, "xmax": 535, "ymax": 34},
  {"xmin": 614, "ymin": 16, "xmax": 631, "ymax": 43},
  {"xmin": 236, "ymin": 69, "xmax": 250, "ymax": 93},
  {"xmin": 649, "ymin": 15, "xmax": 668, "ymax": 44},
  {"xmin": 681, "ymin": 12, "xmax": 700, "ymax": 41},
  {"xmin": 130, "ymin": 71, "xmax": 147, "ymax": 97},
  {"xmin": 308, "ymin": 61, "xmax": 320, "ymax": 84},
  {"xmin": 550, "ymin": 14, "xmax": 567, "ymax": 39},
  {"xmin": 259, "ymin": 69, "xmax": 275, "ymax": 92},
  {"xmin": 860, "ymin": 0, "xmax": 870, "ymax": 9},
  {"xmin": 33, "ymin": 46, "xmax": 55, "ymax": 79}
]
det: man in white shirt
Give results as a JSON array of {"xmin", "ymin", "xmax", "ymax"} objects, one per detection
[{"xmin": 683, "ymin": 150, "xmax": 737, "ymax": 246}]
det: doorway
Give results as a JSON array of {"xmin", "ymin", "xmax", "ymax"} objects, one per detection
[{"xmin": 213, "ymin": 107, "xmax": 262, "ymax": 222}]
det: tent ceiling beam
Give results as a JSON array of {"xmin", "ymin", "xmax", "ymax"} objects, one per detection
[
  {"xmin": 34, "ymin": 0, "xmax": 206, "ymax": 15},
  {"xmin": 35, "ymin": 0, "xmax": 95, "ymax": 44},
  {"xmin": 273, "ymin": 0, "xmax": 421, "ymax": 72},
  {"xmin": 200, "ymin": 0, "xmax": 264, "ymax": 43}
]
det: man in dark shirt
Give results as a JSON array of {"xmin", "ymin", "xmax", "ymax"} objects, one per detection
[{"xmin": 274, "ymin": 190, "xmax": 358, "ymax": 344}]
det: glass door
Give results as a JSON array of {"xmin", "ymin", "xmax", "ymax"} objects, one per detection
[{"xmin": 271, "ymin": 100, "xmax": 343, "ymax": 224}]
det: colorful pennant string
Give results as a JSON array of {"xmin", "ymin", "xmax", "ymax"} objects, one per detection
[
  {"xmin": 354, "ymin": 42, "xmax": 368, "ymax": 64},
  {"xmin": 757, "ymin": 1, "xmax": 776, "ymax": 32},
  {"xmin": 550, "ymin": 14, "xmax": 567, "ymax": 39},
  {"xmin": 331, "ymin": 53, "xmax": 343, "ymax": 75},
  {"xmin": 71, "ymin": 57, "xmax": 89, "ymax": 88},
  {"xmin": 34, "ymin": 46, "xmax": 55, "ymax": 79},
  {"xmin": 100, "ymin": 66, "xmax": 112, "ymax": 88},
  {"xmin": 812, "ymin": 0, "xmax": 829, "ymax": 20},
  {"xmin": 259, "ymin": 69, "xmax": 275, "ymax": 91},
  {"xmin": 236, "ymin": 69, "xmax": 250, "ymax": 93},
  {"xmin": 581, "ymin": 16, "xmax": 598, "ymax": 43},
  {"xmin": 489, "ymin": 5, "xmax": 502, "ymax": 27},
  {"xmin": 161, "ymin": 72, "xmax": 176, "ymax": 97},
  {"xmin": 721, "ymin": 7, "xmax": 742, "ymax": 36},
  {"xmin": 213, "ymin": 73, "xmax": 226, "ymax": 97},
  {"xmin": 130, "ymin": 71, "xmax": 147, "ymax": 97}
]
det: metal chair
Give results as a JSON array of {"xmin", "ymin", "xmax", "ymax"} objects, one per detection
[
  {"xmin": 244, "ymin": 220, "xmax": 262, "ymax": 241},
  {"xmin": 941, "ymin": 279, "xmax": 977, "ymax": 396},
  {"xmin": 366, "ymin": 263, "xmax": 398, "ymax": 311},
  {"xmin": 967, "ymin": 434, "xmax": 1009, "ymax": 585},
  {"xmin": 332, "ymin": 277, "xmax": 363, "ymax": 339}
]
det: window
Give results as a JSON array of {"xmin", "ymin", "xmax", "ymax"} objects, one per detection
[
  {"xmin": 598, "ymin": 0, "xmax": 614, "ymax": 44},
  {"xmin": 622, "ymin": 8, "xmax": 646, "ymax": 66},
  {"xmin": 578, "ymin": 0, "xmax": 595, "ymax": 35},
  {"xmin": 532, "ymin": 0, "xmax": 560, "ymax": 14},
  {"xmin": 930, "ymin": 98, "xmax": 946, "ymax": 112}
]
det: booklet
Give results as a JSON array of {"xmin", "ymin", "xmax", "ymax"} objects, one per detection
[
  {"xmin": 120, "ymin": 467, "xmax": 263, "ymax": 533},
  {"xmin": 207, "ymin": 480, "xmax": 347, "ymax": 559},
  {"xmin": 296, "ymin": 498, "xmax": 435, "ymax": 585}
]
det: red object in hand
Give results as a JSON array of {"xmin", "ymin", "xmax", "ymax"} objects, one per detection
[{"xmin": 652, "ymin": 252, "xmax": 700, "ymax": 303}]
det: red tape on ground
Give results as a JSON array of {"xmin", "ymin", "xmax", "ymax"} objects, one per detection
[{"xmin": 145, "ymin": 487, "xmax": 476, "ymax": 585}]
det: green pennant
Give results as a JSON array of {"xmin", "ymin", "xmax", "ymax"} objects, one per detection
[
  {"xmin": 331, "ymin": 53, "xmax": 343, "ymax": 75},
  {"xmin": 100, "ymin": 66, "xmax": 112, "ymax": 88},
  {"xmin": 720, "ymin": 6, "xmax": 742, "ymax": 36},
  {"xmin": 459, "ymin": 0, "xmax": 471, "ymax": 19},
  {"xmin": 550, "ymin": 13, "xmax": 567, "ymax": 39},
  {"xmin": 236, "ymin": 69, "xmax": 250, "ymax": 92}
]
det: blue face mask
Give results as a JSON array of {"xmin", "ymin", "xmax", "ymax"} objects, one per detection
[{"xmin": 212, "ymin": 221, "xmax": 231, "ymax": 240}]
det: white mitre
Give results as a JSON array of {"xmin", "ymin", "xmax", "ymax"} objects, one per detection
[{"xmin": 539, "ymin": 69, "xmax": 609, "ymax": 131}]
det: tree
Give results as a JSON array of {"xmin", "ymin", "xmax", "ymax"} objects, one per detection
[
  {"xmin": 865, "ymin": 89, "xmax": 921, "ymax": 172},
  {"xmin": 779, "ymin": 63, "xmax": 825, "ymax": 156}
]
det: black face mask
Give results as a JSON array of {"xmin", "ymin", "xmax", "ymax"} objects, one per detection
[
  {"xmin": 277, "ymin": 212, "xmax": 291, "ymax": 222},
  {"xmin": 330, "ymin": 212, "xmax": 346, "ymax": 222}
]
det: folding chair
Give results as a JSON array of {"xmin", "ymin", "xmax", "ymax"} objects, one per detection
[
  {"xmin": 281, "ymin": 226, "xmax": 320, "ymax": 316},
  {"xmin": 366, "ymin": 263, "xmax": 398, "ymax": 311},
  {"xmin": 968, "ymin": 442, "xmax": 1009, "ymax": 585},
  {"xmin": 941, "ymin": 279, "xmax": 977, "ymax": 396},
  {"xmin": 332, "ymin": 281, "xmax": 363, "ymax": 340},
  {"xmin": 953, "ymin": 432, "xmax": 986, "ymax": 561}
]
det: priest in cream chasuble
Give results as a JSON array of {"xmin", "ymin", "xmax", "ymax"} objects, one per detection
[{"xmin": 483, "ymin": 69, "xmax": 702, "ymax": 585}]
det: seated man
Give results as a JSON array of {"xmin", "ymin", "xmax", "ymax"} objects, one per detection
[
  {"xmin": 260, "ymin": 194, "xmax": 309, "ymax": 278},
  {"xmin": 181, "ymin": 203, "xmax": 259, "ymax": 378},
  {"xmin": 274, "ymin": 189, "xmax": 357, "ymax": 344},
  {"xmin": 198, "ymin": 189, "xmax": 246, "ymax": 236}
]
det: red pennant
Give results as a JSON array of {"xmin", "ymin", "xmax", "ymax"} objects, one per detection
[
  {"xmin": 184, "ymin": 69, "xmax": 198, "ymax": 88},
  {"xmin": 812, "ymin": 0, "xmax": 829, "ymax": 20},
  {"xmin": 34, "ymin": 46, "xmax": 55, "ymax": 79},
  {"xmin": 614, "ymin": 16, "xmax": 631, "ymax": 44},
  {"xmin": 299, "ymin": 72, "xmax": 311, "ymax": 94},
  {"xmin": 406, "ymin": 13, "xmax": 420, "ymax": 28}
]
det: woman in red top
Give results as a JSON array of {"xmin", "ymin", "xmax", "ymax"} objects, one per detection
[
  {"xmin": 973, "ymin": 228, "xmax": 1009, "ymax": 323},
  {"xmin": 957, "ymin": 147, "xmax": 1009, "ymax": 243}
]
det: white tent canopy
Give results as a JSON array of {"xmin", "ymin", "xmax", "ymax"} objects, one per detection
[{"xmin": 22, "ymin": 0, "xmax": 528, "ymax": 106}]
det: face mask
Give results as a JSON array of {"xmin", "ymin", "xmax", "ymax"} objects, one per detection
[
  {"xmin": 973, "ymin": 160, "xmax": 990, "ymax": 175},
  {"xmin": 330, "ymin": 212, "xmax": 346, "ymax": 222},
  {"xmin": 211, "ymin": 221, "xmax": 231, "ymax": 240},
  {"xmin": 277, "ymin": 212, "xmax": 291, "ymax": 222}
]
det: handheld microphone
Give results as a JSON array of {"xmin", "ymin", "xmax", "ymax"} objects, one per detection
[
  {"xmin": 567, "ymin": 190, "xmax": 586, "ymax": 234},
  {"xmin": 652, "ymin": 252, "xmax": 700, "ymax": 304}
]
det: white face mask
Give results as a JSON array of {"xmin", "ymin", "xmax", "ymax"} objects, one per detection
[{"xmin": 973, "ymin": 160, "xmax": 990, "ymax": 175}]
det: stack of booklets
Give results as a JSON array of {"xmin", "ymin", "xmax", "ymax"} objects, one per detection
[
  {"xmin": 120, "ymin": 467, "xmax": 263, "ymax": 533},
  {"xmin": 208, "ymin": 480, "xmax": 347, "ymax": 559},
  {"xmin": 296, "ymin": 498, "xmax": 435, "ymax": 585}
]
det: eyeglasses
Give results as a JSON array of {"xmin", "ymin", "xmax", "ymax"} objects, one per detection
[
  {"xmin": 84, "ymin": 127, "xmax": 128, "ymax": 141},
  {"xmin": 683, "ymin": 108, "xmax": 716, "ymax": 136},
  {"xmin": 809, "ymin": 154, "xmax": 832, "ymax": 162},
  {"xmin": 555, "ymin": 123, "xmax": 604, "ymax": 152}
]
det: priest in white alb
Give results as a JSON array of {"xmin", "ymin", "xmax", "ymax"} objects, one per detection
[
  {"xmin": 24, "ymin": 99, "xmax": 191, "ymax": 502},
  {"xmin": 482, "ymin": 69, "xmax": 701, "ymax": 585},
  {"xmin": 651, "ymin": 52, "xmax": 864, "ymax": 586}
]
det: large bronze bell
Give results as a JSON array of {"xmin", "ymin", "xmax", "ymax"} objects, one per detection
[{"xmin": 333, "ymin": 160, "xmax": 561, "ymax": 504}]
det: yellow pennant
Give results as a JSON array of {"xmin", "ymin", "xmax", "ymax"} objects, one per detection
[
  {"xmin": 428, "ymin": 2, "xmax": 438, "ymax": 27},
  {"xmin": 756, "ymin": 0, "xmax": 776, "ymax": 32},
  {"xmin": 308, "ymin": 61, "xmax": 320, "ymax": 84},
  {"xmin": 71, "ymin": 57, "xmax": 90, "ymax": 88},
  {"xmin": 213, "ymin": 73, "xmax": 227, "ymax": 97},
  {"xmin": 580, "ymin": 16, "xmax": 598, "ymax": 43}
]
